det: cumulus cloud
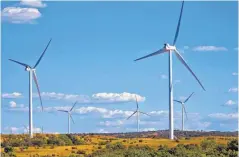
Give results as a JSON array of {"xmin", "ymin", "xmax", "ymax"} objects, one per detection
[
  {"xmin": 232, "ymin": 72, "xmax": 238, "ymax": 76},
  {"xmin": 223, "ymin": 100, "xmax": 237, "ymax": 106},
  {"xmin": 1, "ymin": 7, "xmax": 41, "ymax": 24},
  {"xmin": 2, "ymin": 92, "xmax": 22, "ymax": 98},
  {"xmin": 23, "ymin": 126, "xmax": 42, "ymax": 133},
  {"xmin": 99, "ymin": 120, "xmax": 123, "ymax": 127},
  {"xmin": 98, "ymin": 129, "xmax": 109, "ymax": 133},
  {"xmin": 20, "ymin": 0, "xmax": 46, "ymax": 8},
  {"xmin": 9, "ymin": 101, "xmax": 17, "ymax": 108},
  {"xmin": 208, "ymin": 113, "xmax": 238, "ymax": 120},
  {"xmin": 228, "ymin": 87, "xmax": 238, "ymax": 93},
  {"xmin": 184, "ymin": 46, "xmax": 189, "ymax": 50},
  {"xmin": 192, "ymin": 46, "xmax": 228, "ymax": 52},
  {"xmin": 35, "ymin": 92, "xmax": 145, "ymax": 104},
  {"xmin": 160, "ymin": 74, "xmax": 168, "ymax": 79},
  {"xmin": 141, "ymin": 128, "xmax": 157, "ymax": 132}
]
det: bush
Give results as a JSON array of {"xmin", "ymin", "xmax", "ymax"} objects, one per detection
[
  {"xmin": 139, "ymin": 140, "xmax": 143, "ymax": 143},
  {"xmin": 106, "ymin": 142, "xmax": 125, "ymax": 150},
  {"xmin": 4, "ymin": 146, "xmax": 14, "ymax": 153},
  {"xmin": 227, "ymin": 139, "xmax": 238, "ymax": 151},
  {"xmin": 72, "ymin": 146, "xmax": 77, "ymax": 150},
  {"xmin": 77, "ymin": 150, "xmax": 86, "ymax": 154}
]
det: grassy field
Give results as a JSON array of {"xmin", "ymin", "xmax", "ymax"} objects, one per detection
[{"xmin": 3, "ymin": 135, "xmax": 236, "ymax": 157}]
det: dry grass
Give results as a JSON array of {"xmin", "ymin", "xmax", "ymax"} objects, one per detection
[{"xmin": 3, "ymin": 135, "xmax": 235, "ymax": 157}]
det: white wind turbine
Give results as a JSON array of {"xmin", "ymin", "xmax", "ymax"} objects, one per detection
[
  {"xmin": 174, "ymin": 92, "xmax": 194, "ymax": 131},
  {"xmin": 23, "ymin": 125, "xmax": 29, "ymax": 134},
  {"xmin": 126, "ymin": 95, "xmax": 150, "ymax": 132},
  {"xmin": 134, "ymin": 1, "xmax": 205, "ymax": 140},
  {"xmin": 9, "ymin": 39, "xmax": 52, "ymax": 138},
  {"xmin": 58, "ymin": 102, "xmax": 77, "ymax": 134}
]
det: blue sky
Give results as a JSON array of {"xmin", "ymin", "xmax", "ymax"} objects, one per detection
[{"xmin": 1, "ymin": 1, "xmax": 238, "ymax": 134}]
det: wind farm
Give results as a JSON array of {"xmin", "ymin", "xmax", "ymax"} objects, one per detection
[{"xmin": 2, "ymin": 1, "xmax": 238, "ymax": 157}]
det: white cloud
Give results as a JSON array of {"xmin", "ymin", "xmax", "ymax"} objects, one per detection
[
  {"xmin": 232, "ymin": 72, "xmax": 238, "ymax": 76},
  {"xmin": 184, "ymin": 46, "xmax": 189, "ymax": 50},
  {"xmin": 192, "ymin": 46, "xmax": 228, "ymax": 52},
  {"xmin": 228, "ymin": 87, "xmax": 238, "ymax": 93},
  {"xmin": 4, "ymin": 126, "xmax": 20, "ymax": 133},
  {"xmin": 160, "ymin": 74, "xmax": 167, "ymax": 79},
  {"xmin": 43, "ymin": 106, "xmax": 134, "ymax": 119},
  {"xmin": 23, "ymin": 126, "xmax": 42, "ymax": 133},
  {"xmin": 92, "ymin": 92, "xmax": 145, "ymax": 103},
  {"xmin": 1, "ymin": 7, "xmax": 41, "ymax": 24},
  {"xmin": 224, "ymin": 100, "xmax": 237, "ymax": 106},
  {"xmin": 98, "ymin": 129, "xmax": 109, "ymax": 133},
  {"xmin": 141, "ymin": 128, "xmax": 156, "ymax": 132},
  {"xmin": 208, "ymin": 113, "xmax": 238, "ymax": 120},
  {"xmin": 99, "ymin": 120, "xmax": 123, "ymax": 127},
  {"xmin": 2, "ymin": 92, "xmax": 22, "ymax": 98},
  {"xmin": 9, "ymin": 101, "xmax": 17, "ymax": 108},
  {"xmin": 36, "ymin": 92, "xmax": 145, "ymax": 104},
  {"xmin": 20, "ymin": 0, "xmax": 46, "ymax": 8}
]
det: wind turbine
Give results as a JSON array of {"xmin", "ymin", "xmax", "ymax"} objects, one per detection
[
  {"xmin": 23, "ymin": 125, "xmax": 29, "ymax": 134},
  {"xmin": 134, "ymin": 1, "xmax": 205, "ymax": 140},
  {"xmin": 9, "ymin": 39, "xmax": 52, "ymax": 138},
  {"xmin": 58, "ymin": 101, "xmax": 77, "ymax": 134},
  {"xmin": 126, "ymin": 95, "xmax": 150, "ymax": 133},
  {"xmin": 174, "ymin": 92, "xmax": 194, "ymax": 131}
]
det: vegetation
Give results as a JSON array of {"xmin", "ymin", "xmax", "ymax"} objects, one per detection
[{"xmin": 0, "ymin": 134, "xmax": 237, "ymax": 157}]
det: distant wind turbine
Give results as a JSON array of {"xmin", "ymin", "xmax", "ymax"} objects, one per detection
[
  {"xmin": 134, "ymin": 1, "xmax": 205, "ymax": 140},
  {"xmin": 174, "ymin": 92, "xmax": 194, "ymax": 131},
  {"xmin": 9, "ymin": 39, "xmax": 52, "ymax": 138},
  {"xmin": 126, "ymin": 95, "xmax": 150, "ymax": 132},
  {"xmin": 23, "ymin": 125, "xmax": 29, "ymax": 134},
  {"xmin": 58, "ymin": 101, "xmax": 77, "ymax": 134}
]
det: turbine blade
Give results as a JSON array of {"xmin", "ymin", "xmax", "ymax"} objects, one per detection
[
  {"xmin": 139, "ymin": 111, "xmax": 150, "ymax": 117},
  {"xmin": 33, "ymin": 70, "xmax": 43, "ymax": 111},
  {"xmin": 23, "ymin": 125, "xmax": 29, "ymax": 131},
  {"xmin": 34, "ymin": 39, "xmax": 52, "ymax": 68},
  {"xmin": 126, "ymin": 111, "xmax": 137, "ymax": 120},
  {"xmin": 174, "ymin": 100, "xmax": 182, "ymax": 103},
  {"xmin": 134, "ymin": 49, "xmax": 166, "ymax": 61},
  {"xmin": 70, "ymin": 114, "xmax": 75, "ymax": 124},
  {"xmin": 70, "ymin": 101, "xmax": 77, "ymax": 112},
  {"xmin": 58, "ymin": 110, "xmax": 68, "ymax": 113},
  {"xmin": 182, "ymin": 104, "xmax": 188, "ymax": 120},
  {"xmin": 173, "ymin": 1, "xmax": 184, "ymax": 45},
  {"xmin": 174, "ymin": 49, "xmax": 206, "ymax": 91},
  {"xmin": 135, "ymin": 95, "xmax": 139, "ymax": 109},
  {"xmin": 9, "ymin": 59, "xmax": 30, "ymax": 68},
  {"xmin": 184, "ymin": 92, "xmax": 194, "ymax": 103}
]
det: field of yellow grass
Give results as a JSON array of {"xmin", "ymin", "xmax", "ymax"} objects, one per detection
[{"xmin": 4, "ymin": 135, "xmax": 235, "ymax": 157}]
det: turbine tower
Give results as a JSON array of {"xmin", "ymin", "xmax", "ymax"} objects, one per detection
[
  {"xmin": 174, "ymin": 92, "xmax": 194, "ymax": 131},
  {"xmin": 58, "ymin": 101, "xmax": 77, "ymax": 134},
  {"xmin": 134, "ymin": 1, "xmax": 205, "ymax": 140},
  {"xmin": 126, "ymin": 95, "xmax": 150, "ymax": 132},
  {"xmin": 9, "ymin": 39, "xmax": 52, "ymax": 138}
]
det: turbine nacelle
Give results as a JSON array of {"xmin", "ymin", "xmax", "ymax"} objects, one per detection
[{"xmin": 163, "ymin": 43, "xmax": 176, "ymax": 51}]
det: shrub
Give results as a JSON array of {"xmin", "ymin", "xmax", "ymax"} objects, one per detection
[
  {"xmin": 77, "ymin": 150, "xmax": 86, "ymax": 154},
  {"xmin": 139, "ymin": 140, "xmax": 143, "ymax": 143},
  {"xmin": 72, "ymin": 146, "xmax": 77, "ymax": 150},
  {"xmin": 4, "ymin": 146, "xmax": 14, "ymax": 153},
  {"xmin": 227, "ymin": 139, "xmax": 238, "ymax": 151}
]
